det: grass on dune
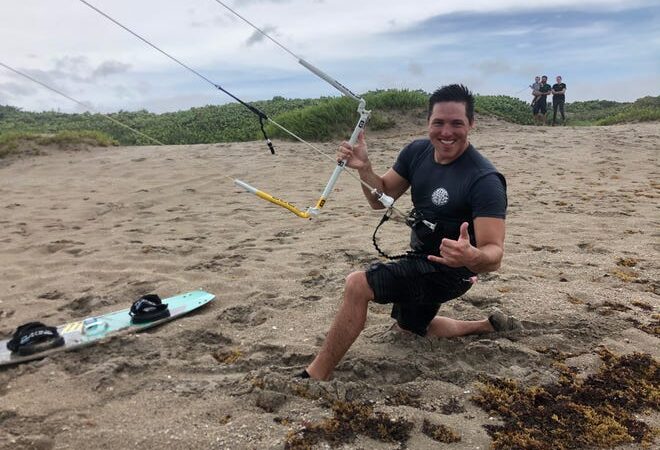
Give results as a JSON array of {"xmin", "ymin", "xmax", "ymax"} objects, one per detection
[
  {"xmin": 1, "ymin": 92, "xmax": 658, "ymax": 147},
  {"xmin": 0, "ymin": 130, "xmax": 117, "ymax": 159}
]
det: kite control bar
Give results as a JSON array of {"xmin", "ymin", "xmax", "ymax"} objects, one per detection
[
  {"xmin": 220, "ymin": 0, "xmax": 394, "ymax": 217},
  {"xmin": 234, "ymin": 98, "xmax": 393, "ymax": 218}
]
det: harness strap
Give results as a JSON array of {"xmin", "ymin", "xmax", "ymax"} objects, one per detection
[{"xmin": 129, "ymin": 294, "xmax": 171, "ymax": 324}]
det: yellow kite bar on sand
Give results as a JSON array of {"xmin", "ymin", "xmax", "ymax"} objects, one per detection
[
  {"xmin": 233, "ymin": 179, "xmax": 315, "ymax": 219},
  {"xmin": 234, "ymin": 176, "xmax": 395, "ymax": 220}
]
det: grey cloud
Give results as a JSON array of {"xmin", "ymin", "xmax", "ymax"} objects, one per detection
[
  {"xmin": 54, "ymin": 55, "xmax": 90, "ymax": 73},
  {"xmin": 245, "ymin": 25, "xmax": 277, "ymax": 46},
  {"xmin": 22, "ymin": 68, "xmax": 67, "ymax": 89},
  {"xmin": 110, "ymin": 84, "xmax": 135, "ymax": 100},
  {"xmin": 408, "ymin": 62, "xmax": 423, "ymax": 76},
  {"xmin": 37, "ymin": 57, "xmax": 133, "ymax": 84},
  {"xmin": 92, "ymin": 60, "xmax": 131, "ymax": 78},
  {"xmin": 135, "ymin": 80, "xmax": 152, "ymax": 95},
  {"xmin": 0, "ymin": 59, "xmax": 137, "ymax": 111},
  {"xmin": 190, "ymin": 13, "xmax": 233, "ymax": 28},
  {"xmin": 46, "ymin": 56, "xmax": 93, "ymax": 84},
  {"xmin": 0, "ymin": 81, "xmax": 38, "ymax": 97},
  {"xmin": 471, "ymin": 59, "xmax": 512, "ymax": 76}
]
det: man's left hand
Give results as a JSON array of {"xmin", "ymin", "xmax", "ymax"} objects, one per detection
[{"xmin": 428, "ymin": 222, "xmax": 476, "ymax": 268}]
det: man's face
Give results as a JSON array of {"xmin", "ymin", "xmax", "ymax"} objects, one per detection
[
  {"xmin": 428, "ymin": 101, "xmax": 472, "ymax": 164},
  {"xmin": 535, "ymin": 76, "xmax": 540, "ymax": 82},
  {"xmin": 556, "ymin": 76, "xmax": 562, "ymax": 83},
  {"xmin": 542, "ymin": 76, "xmax": 548, "ymax": 83}
]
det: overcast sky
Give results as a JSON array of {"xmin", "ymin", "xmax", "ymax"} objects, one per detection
[{"xmin": 1, "ymin": 0, "xmax": 658, "ymax": 113}]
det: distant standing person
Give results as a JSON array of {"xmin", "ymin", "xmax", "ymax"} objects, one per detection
[
  {"xmin": 532, "ymin": 75, "xmax": 552, "ymax": 125},
  {"xmin": 530, "ymin": 75, "xmax": 541, "ymax": 107},
  {"xmin": 551, "ymin": 76, "xmax": 567, "ymax": 125}
]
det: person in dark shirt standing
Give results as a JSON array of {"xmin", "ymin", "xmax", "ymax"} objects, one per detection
[
  {"xmin": 298, "ymin": 84, "xmax": 522, "ymax": 381},
  {"xmin": 532, "ymin": 75, "xmax": 552, "ymax": 125},
  {"xmin": 551, "ymin": 75, "xmax": 567, "ymax": 125}
]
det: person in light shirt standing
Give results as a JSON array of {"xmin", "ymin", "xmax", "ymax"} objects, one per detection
[{"xmin": 530, "ymin": 75, "xmax": 541, "ymax": 109}]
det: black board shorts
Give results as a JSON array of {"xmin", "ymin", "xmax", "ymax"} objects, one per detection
[
  {"xmin": 365, "ymin": 258, "xmax": 473, "ymax": 336},
  {"xmin": 532, "ymin": 99, "xmax": 547, "ymax": 115}
]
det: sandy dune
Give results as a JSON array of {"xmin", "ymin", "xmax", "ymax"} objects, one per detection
[{"xmin": 0, "ymin": 117, "xmax": 658, "ymax": 449}]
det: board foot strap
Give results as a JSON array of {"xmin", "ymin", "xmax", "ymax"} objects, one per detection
[
  {"xmin": 6, "ymin": 322, "xmax": 65, "ymax": 356},
  {"xmin": 129, "ymin": 294, "xmax": 171, "ymax": 324}
]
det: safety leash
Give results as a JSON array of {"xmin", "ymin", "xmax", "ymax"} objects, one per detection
[{"xmin": 371, "ymin": 209, "xmax": 428, "ymax": 261}]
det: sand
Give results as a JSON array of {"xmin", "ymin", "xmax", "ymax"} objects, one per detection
[{"xmin": 0, "ymin": 116, "xmax": 658, "ymax": 449}]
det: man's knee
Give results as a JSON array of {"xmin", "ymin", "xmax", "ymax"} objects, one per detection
[{"xmin": 344, "ymin": 271, "xmax": 374, "ymax": 304}]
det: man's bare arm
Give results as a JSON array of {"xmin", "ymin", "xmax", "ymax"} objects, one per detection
[{"xmin": 358, "ymin": 166, "xmax": 409, "ymax": 209}]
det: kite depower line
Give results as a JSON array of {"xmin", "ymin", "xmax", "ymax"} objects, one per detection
[{"xmin": 78, "ymin": 0, "xmax": 394, "ymax": 219}]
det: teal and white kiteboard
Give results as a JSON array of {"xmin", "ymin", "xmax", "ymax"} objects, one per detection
[{"xmin": 0, "ymin": 290, "xmax": 215, "ymax": 367}]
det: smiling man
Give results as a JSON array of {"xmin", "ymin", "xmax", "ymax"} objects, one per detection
[{"xmin": 299, "ymin": 84, "xmax": 522, "ymax": 381}]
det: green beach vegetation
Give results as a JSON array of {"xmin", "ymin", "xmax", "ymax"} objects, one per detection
[
  {"xmin": 0, "ymin": 91, "xmax": 657, "ymax": 152},
  {"xmin": 0, "ymin": 129, "xmax": 116, "ymax": 159}
]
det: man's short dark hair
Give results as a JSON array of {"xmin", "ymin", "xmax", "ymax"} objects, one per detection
[{"xmin": 428, "ymin": 84, "xmax": 475, "ymax": 124}]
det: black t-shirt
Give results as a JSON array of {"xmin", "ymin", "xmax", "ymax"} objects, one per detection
[
  {"xmin": 393, "ymin": 140, "xmax": 507, "ymax": 255},
  {"xmin": 537, "ymin": 83, "xmax": 552, "ymax": 104},
  {"xmin": 552, "ymin": 83, "xmax": 566, "ymax": 102}
]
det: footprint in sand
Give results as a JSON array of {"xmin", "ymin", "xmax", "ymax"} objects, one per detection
[
  {"xmin": 217, "ymin": 304, "xmax": 261, "ymax": 327},
  {"xmin": 339, "ymin": 248, "xmax": 373, "ymax": 265},
  {"xmin": 186, "ymin": 253, "xmax": 246, "ymax": 271},
  {"xmin": 58, "ymin": 294, "xmax": 112, "ymax": 315},
  {"xmin": 301, "ymin": 269, "xmax": 335, "ymax": 288},
  {"xmin": 463, "ymin": 296, "xmax": 503, "ymax": 308},
  {"xmin": 577, "ymin": 242, "xmax": 610, "ymax": 254},
  {"xmin": 265, "ymin": 230, "xmax": 298, "ymax": 245},
  {"xmin": 164, "ymin": 329, "xmax": 234, "ymax": 361},
  {"xmin": 95, "ymin": 202, "xmax": 125, "ymax": 216},
  {"xmin": 339, "ymin": 358, "xmax": 422, "ymax": 384},
  {"xmin": 38, "ymin": 290, "xmax": 64, "ymax": 300},
  {"xmin": 43, "ymin": 239, "xmax": 85, "ymax": 254},
  {"xmin": 141, "ymin": 245, "xmax": 173, "ymax": 254},
  {"xmin": 227, "ymin": 238, "xmax": 257, "ymax": 251}
]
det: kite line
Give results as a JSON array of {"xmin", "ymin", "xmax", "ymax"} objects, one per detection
[
  {"xmin": 212, "ymin": 0, "xmax": 392, "ymax": 216},
  {"xmin": 78, "ymin": 0, "xmax": 394, "ymax": 219},
  {"xmin": 0, "ymin": 61, "xmax": 164, "ymax": 146}
]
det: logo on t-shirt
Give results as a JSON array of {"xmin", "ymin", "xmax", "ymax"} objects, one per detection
[{"xmin": 432, "ymin": 187, "xmax": 449, "ymax": 206}]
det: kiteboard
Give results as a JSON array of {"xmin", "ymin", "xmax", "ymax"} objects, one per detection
[{"xmin": 0, "ymin": 290, "xmax": 215, "ymax": 367}]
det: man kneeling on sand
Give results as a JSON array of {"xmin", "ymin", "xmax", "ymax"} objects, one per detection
[{"xmin": 299, "ymin": 84, "xmax": 522, "ymax": 381}]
